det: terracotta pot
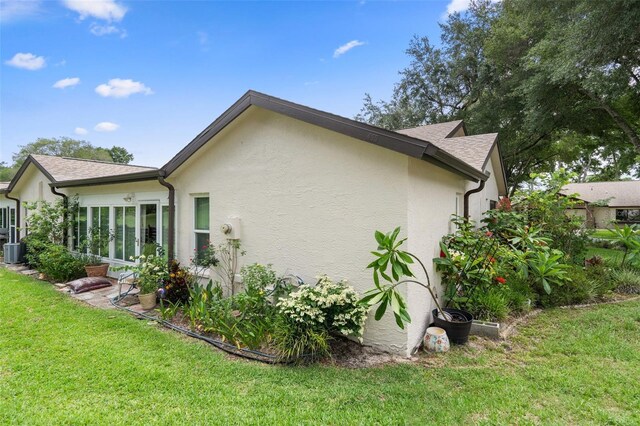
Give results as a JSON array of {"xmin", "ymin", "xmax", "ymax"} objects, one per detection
[
  {"xmin": 138, "ymin": 292, "xmax": 157, "ymax": 310},
  {"xmin": 85, "ymin": 263, "xmax": 109, "ymax": 277},
  {"xmin": 424, "ymin": 326, "xmax": 450, "ymax": 353}
]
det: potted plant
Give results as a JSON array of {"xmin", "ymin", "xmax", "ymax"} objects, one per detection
[
  {"xmin": 76, "ymin": 229, "xmax": 113, "ymax": 277},
  {"xmin": 77, "ymin": 252, "xmax": 110, "ymax": 277},
  {"xmin": 120, "ymin": 249, "xmax": 168, "ymax": 310},
  {"xmin": 360, "ymin": 227, "xmax": 473, "ymax": 348}
]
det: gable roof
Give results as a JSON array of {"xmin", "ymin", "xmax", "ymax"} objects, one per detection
[
  {"xmin": 6, "ymin": 154, "xmax": 158, "ymax": 192},
  {"xmin": 162, "ymin": 90, "xmax": 492, "ymax": 182},
  {"xmin": 396, "ymin": 120, "xmax": 465, "ymax": 142},
  {"xmin": 562, "ymin": 181, "xmax": 640, "ymax": 207}
]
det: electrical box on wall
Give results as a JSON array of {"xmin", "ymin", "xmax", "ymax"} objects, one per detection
[{"xmin": 220, "ymin": 216, "xmax": 241, "ymax": 240}]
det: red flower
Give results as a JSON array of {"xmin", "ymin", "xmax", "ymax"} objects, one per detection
[
  {"xmin": 495, "ymin": 276, "xmax": 506, "ymax": 284},
  {"xmin": 489, "ymin": 257, "xmax": 496, "ymax": 263},
  {"xmin": 485, "ymin": 231, "xmax": 493, "ymax": 237},
  {"xmin": 440, "ymin": 250, "xmax": 446, "ymax": 258}
]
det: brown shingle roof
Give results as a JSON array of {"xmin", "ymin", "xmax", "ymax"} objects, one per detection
[
  {"xmin": 30, "ymin": 154, "xmax": 156, "ymax": 183},
  {"xmin": 396, "ymin": 120, "xmax": 463, "ymax": 142},
  {"xmin": 562, "ymin": 181, "xmax": 640, "ymax": 207},
  {"xmin": 396, "ymin": 122, "xmax": 497, "ymax": 172}
]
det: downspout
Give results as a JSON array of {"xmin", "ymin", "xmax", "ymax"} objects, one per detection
[
  {"xmin": 463, "ymin": 180, "xmax": 486, "ymax": 220},
  {"xmin": 5, "ymin": 192, "xmax": 20, "ymax": 243},
  {"xmin": 50, "ymin": 186, "xmax": 69, "ymax": 247},
  {"xmin": 157, "ymin": 173, "xmax": 175, "ymax": 266}
]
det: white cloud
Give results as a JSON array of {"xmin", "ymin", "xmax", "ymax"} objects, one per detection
[
  {"xmin": 333, "ymin": 40, "xmax": 366, "ymax": 58},
  {"xmin": 90, "ymin": 23, "xmax": 127, "ymax": 37},
  {"xmin": 0, "ymin": 0, "xmax": 42, "ymax": 23},
  {"xmin": 446, "ymin": 0, "xmax": 472, "ymax": 14},
  {"xmin": 444, "ymin": 0, "xmax": 501, "ymax": 16},
  {"xmin": 95, "ymin": 78, "xmax": 153, "ymax": 98},
  {"xmin": 74, "ymin": 127, "xmax": 88, "ymax": 135},
  {"xmin": 62, "ymin": 0, "xmax": 127, "ymax": 22},
  {"xmin": 94, "ymin": 122, "xmax": 119, "ymax": 132},
  {"xmin": 53, "ymin": 77, "xmax": 80, "ymax": 89},
  {"xmin": 5, "ymin": 52, "xmax": 46, "ymax": 70}
]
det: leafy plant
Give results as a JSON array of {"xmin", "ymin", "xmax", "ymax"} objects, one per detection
[
  {"xmin": 272, "ymin": 316, "xmax": 330, "ymax": 364},
  {"xmin": 37, "ymin": 244, "xmax": 86, "ymax": 282},
  {"xmin": 277, "ymin": 276, "xmax": 368, "ymax": 339},
  {"xmin": 361, "ymin": 227, "xmax": 445, "ymax": 329},
  {"xmin": 613, "ymin": 267, "xmax": 640, "ymax": 295},
  {"xmin": 609, "ymin": 224, "xmax": 640, "ymax": 267},
  {"xmin": 525, "ymin": 250, "xmax": 571, "ymax": 295}
]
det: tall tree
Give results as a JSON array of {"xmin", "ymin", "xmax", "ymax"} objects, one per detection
[
  {"xmin": 358, "ymin": 0, "xmax": 640, "ymax": 191},
  {"xmin": 4, "ymin": 137, "xmax": 135, "ymax": 180}
]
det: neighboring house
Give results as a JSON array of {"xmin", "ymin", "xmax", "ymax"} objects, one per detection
[
  {"xmin": 3, "ymin": 91, "xmax": 506, "ymax": 354},
  {"xmin": 563, "ymin": 181, "xmax": 640, "ymax": 229}
]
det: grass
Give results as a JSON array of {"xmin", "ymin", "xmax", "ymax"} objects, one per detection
[
  {"xmin": 585, "ymin": 246, "xmax": 625, "ymax": 264},
  {"xmin": 1, "ymin": 269, "xmax": 639, "ymax": 425},
  {"xmin": 589, "ymin": 229, "xmax": 617, "ymax": 240}
]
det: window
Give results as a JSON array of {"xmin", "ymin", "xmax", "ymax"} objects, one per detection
[
  {"xmin": 114, "ymin": 206, "xmax": 136, "ymax": 261},
  {"xmin": 490, "ymin": 200, "xmax": 498, "ymax": 210},
  {"xmin": 616, "ymin": 209, "xmax": 640, "ymax": 222},
  {"xmin": 194, "ymin": 197, "xmax": 210, "ymax": 259},
  {"xmin": 73, "ymin": 207, "xmax": 88, "ymax": 250},
  {"xmin": 0, "ymin": 207, "xmax": 6, "ymax": 229},
  {"xmin": 90, "ymin": 206, "xmax": 110, "ymax": 256}
]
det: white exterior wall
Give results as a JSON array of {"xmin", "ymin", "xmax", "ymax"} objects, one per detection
[
  {"xmin": 406, "ymin": 158, "xmax": 466, "ymax": 353},
  {"xmin": 465, "ymin": 157, "xmax": 501, "ymax": 226},
  {"xmin": 593, "ymin": 207, "xmax": 615, "ymax": 229},
  {"xmin": 67, "ymin": 181, "xmax": 168, "ymax": 271},
  {"xmin": 169, "ymin": 107, "xmax": 410, "ymax": 351},
  {"xmin": 9, "ymin": 165, "xmax": 59, "ymax": 240}
]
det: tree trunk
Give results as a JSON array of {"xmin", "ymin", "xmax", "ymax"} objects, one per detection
[{"xmin": 584, "ymin": 89, "xmax": 640, "ymax": 153}]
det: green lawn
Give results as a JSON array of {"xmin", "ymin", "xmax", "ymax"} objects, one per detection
[
  {"xmin": 589, "ymin": 229, "xmax": 617, "ymax": 240},
  {"xmin": 585, "ymin": 246, "xmax": 625, "ymax": 264},
  {"xmin": 1, "ymin": 270, "xmax": 639, "ymax": 425}
]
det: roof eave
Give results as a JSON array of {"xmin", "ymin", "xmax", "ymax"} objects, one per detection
[
  {"xmin": 50, "ymin": 169, "xmax": 160, "ymax": 188},
  {"xmin": 162, "ymin": 90, "xmax": 487, "ymax": 182}
]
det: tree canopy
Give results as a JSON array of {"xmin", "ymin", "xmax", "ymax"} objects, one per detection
[
  {"xmin": 0, "ymin": 137, "xmax": 134, "ymax": 182},
  {"xmin": 357, "ymin": 0, "xmax": 640, "ymax": 192}
]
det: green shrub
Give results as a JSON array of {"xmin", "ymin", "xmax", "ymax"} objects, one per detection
[
  {"xmin": 613, "ymin": 268, "xmax": 640, "ymax": 294},
  {"xmin": 536, "ymin": 265, "xmax": 616, "ymax": 307},
  {"xmin": 37, "ymin": 245, "xmax": 86, "ymax": 282},
  {"xmin": 271, "ymin": 315, "xmax": 330, "ymax": 363},
  {"xmin": 504, "ymin": 275, "xmax": 536, "ymax": 314},
  {"xmin": 472, "ymin": 287, "xmax": 510, "ymax": 321}
]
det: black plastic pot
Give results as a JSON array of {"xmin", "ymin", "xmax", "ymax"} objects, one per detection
[{"xmin": 432, "ymin": 308, "xmax": 473, "ymax": 345}]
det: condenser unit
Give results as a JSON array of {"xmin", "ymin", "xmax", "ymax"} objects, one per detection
[{"xmin": 3, "ymin": 243, "xmax": 23, "ymax": 264}]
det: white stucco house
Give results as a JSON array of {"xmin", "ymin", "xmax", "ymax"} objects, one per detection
[
  {"xmin": 2, "ymin": 90, "xmax": 506, "ymax": 354},
  {"xmin": 563, "ymin": 181, "xmax": 640, "ymax": 229}
]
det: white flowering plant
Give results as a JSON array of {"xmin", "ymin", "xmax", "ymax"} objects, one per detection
[
  {"xmin": 122, "ymin": 252, "xmax": 169, "ymax": 294},
  {"xmin": 277, "ymin": 275, "xmax": 368, "ymax": 340}
]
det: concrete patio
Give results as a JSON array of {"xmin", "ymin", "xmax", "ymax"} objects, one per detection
[{"xmin": 2, "ymin": 263, "xmax": 152, "ymax": 314}]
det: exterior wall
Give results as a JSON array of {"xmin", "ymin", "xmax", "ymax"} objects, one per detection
[
  {"xmin": 8, "ymin": 165, "xmax": 59, "ymax": 240},
  {"xmin": 566, "ymin": 208, "xmax": 588, "ymax": 227},
  {"xmin": 593, "ymin": 207, "xmax": 615, "ymax": 229},
  {"xmin": 406, "ymin": 158, "xmax": 466, "ymax": 354},
  {"xmin": 169, "ymin": 106, "xmax": 410, "ymax": 351},
  {"xmin": 465, "ymin": 157, "xmax": 501, "ymax": 225},
  {"xmin": 67, "ymin": 180, "xmax": 168, "ymax": 273}
]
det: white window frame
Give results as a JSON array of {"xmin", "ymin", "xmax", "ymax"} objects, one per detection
[{"xmin": 193, "ymin": 195, "xmax": 210, "ymax": 256}]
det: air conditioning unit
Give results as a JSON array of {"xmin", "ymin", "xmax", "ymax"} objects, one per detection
[{"xmin": 3, "ymin": 243, "xmax": 23, "ymax": 264}]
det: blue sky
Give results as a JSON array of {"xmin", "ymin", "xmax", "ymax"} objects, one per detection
[{"xmin": 1, "ymin": 0, "xmax": 469, "ymax": 167}]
